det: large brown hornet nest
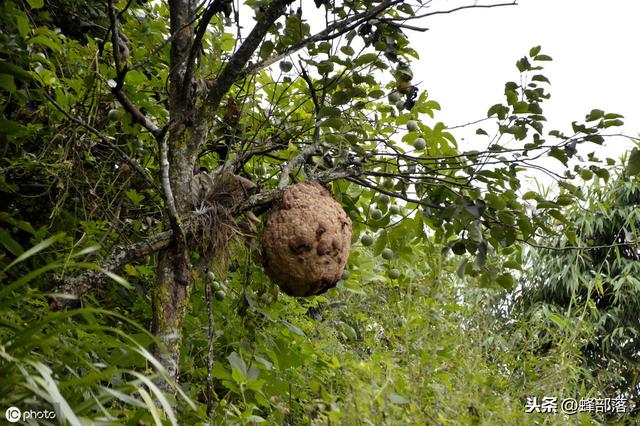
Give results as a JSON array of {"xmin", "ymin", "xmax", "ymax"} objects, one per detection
[{"xmin": 261, "ymin": 181, "xmax": 353, "ymax": 297}]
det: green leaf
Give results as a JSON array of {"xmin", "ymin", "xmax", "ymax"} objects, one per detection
[
  {"xmin": 228, "ymin": 351, "xmax": 248, "ymax": 378},
  {"xmin": 331, "ymin": 91, "xmax": 351, "ymax": 105},
  {"xmin": 2, "ymin": 233, "xmax": 64, "ymax": 272},
  {"xmin": 585, "ymin": 109, "xmax": 604, "ymax": 121},
  {"xmin": 548, "ymin": 148, "xmax": 568, "ymax": 166},
  {"xmin": 496, "ymin": 273, "xmax": 514, "ymax": 291},
  {"xmin": 503, "ymin": 260, "xmax": 522, "ymax": 271},
  {"xmin": 318, "ymin": 106, "xmax": 341, "ymax": 118},
  {"xmin": 0, "ymin": 229, "xmax": 24, "ymax": 256},
  {"xmin": 340, "ymin": 46, "xmax": 355, "ymax": 56},
  {"xmin": 356, "ymin": 53, "xmax": 378, "ymax": 66},
  {"xmin": 513, "ymin": 101, "xmax": 528, "ymax": 114},
  {"xmin": 16, "ymin": 13, "xmax": 30, "ymax": 37},
  {"xmin": 516, "ymin": 57, "xmax": 531, "ymax": 72},
  {"xmin": 28, "ymin": 35, "xmax": 62, "ymax": 53},
  {"xmin": 259, "ymin": 41, "xmax": 274, "ymax": 60},
  {"xmin": 27, "ymin": 0, "xmax": 44, "ymax": 8},
  {"xmin": 484, "ymin": 193, "xmax": 506, "ymax": 210},
  {"xmin": 532, "ymin": 74, "xmax": 550, "ymax": 84},
  {"xmin": 626, "ymin": 148, "xmax": 640, "ymax": 176},
  {"xmin": 529, "ymin": 46, "xmax": 541, "ymax": 57},
  {"xmin": 282, "ymin": 320, "xmax": 305, "ymax": 336}
]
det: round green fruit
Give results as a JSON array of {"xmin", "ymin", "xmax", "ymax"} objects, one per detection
[
  {"xmin": 206, "ymin": 271, "xmax": 216, "ymax": 282},
  {"xmin": 214, "ymin": 290, "xmax": 226, "ymax": 301},
  {"xmin": 108, "ymin": 109, "xmax": 122, "ymax": 121},
  {"xmin": 279, "ymin": 61, "xmax": 293, "ymax": 72},
  {"xmin": 254, "ymin": 165, "xmax": 266, "ymax": 176},
  {"xmin": 395, "ymin": 65, "xmax": 413, "ymax": 82},
  {"xmin": 212, "ymin": 281, "xmax": 221, "ymax": 291},
  {"xmin": 378, "ymin": 194, "xmax": 390, "ymax": 204},
  {"xmin": 370, "ymin": 209, "xmax": 383, "ymax": 220},
  {"xmin": 388, "ymin": 92, "xmax": 402, "ymax": 103},
  {"xmin": 361, "ymin": 234, "xmax": 374, "ymax": 246},
  {"xmin": 341, "ymin": 270, "xmax": 350, "ymax": 280},
  {"xmin": 381, "ymin": 248, "xmax": 394, "ymax": 260},
  {"xmin": 387, "ymin": 268, "xmax": 400, "ymax": 279},
  {"xmin": 406, "ymin": 120, "xmax": 419, "ymax": 132},
  {"xmin": 395, "ymin": 100, "xmax": 405, "ymax": 111},
  {"xmin": 389, "ymin": 205, "xmax": 401, "ymax": 215},
  {"xmin": 413, "ymin": 137, "xmax": 426, "ymax": 150}
]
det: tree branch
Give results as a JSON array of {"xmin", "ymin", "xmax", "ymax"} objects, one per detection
[
  {"xmin": 184, "ymin": 0, "xmax": 225, "ymax": 88},
  {"xmin": 51, "ymin": 165, "xmax": 364, "ymax": 307},
  {"xmin": 404, "ymin": 1, "xmax": 518, "ymax": 21},
  {"xmin": 50, "ymin": 231, "xmax": 172, "ymax": 310},
  {"xmin": 205, "ymin": 0, "xmax": 295, "ymax": 114},
  {"xmin": 107, "ymin": 0, "xmax": 164, "ymax": 139}
]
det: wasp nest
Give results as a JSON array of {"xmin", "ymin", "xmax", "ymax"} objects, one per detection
[{"xmin": 262, "ymin": 181, "xmax": 352, "ymax": 297}]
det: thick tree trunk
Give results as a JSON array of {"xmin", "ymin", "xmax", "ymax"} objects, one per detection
[
  {"xmin": 151, "ymin": 245, "xmax": 194, "ymax": 383},
  {"xmin": 151, "ymin": 127, "xmax": 201, "ymax": 387}
]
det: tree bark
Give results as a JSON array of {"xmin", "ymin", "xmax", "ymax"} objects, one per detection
[{"xmin": 151, "ymin": 0, "xmax": 199, "ymax": 388}]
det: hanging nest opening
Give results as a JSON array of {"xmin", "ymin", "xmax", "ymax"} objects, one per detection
[{"xmin": 261, "ymin": 181, "xmax": 353, "ymax": 297}]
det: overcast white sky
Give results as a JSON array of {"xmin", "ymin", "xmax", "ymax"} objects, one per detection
[{"xmin": 415, "ymin": 0, "xmax": 640, "ymax": 166}]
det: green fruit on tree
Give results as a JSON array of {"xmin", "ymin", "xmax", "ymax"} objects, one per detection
[
  {"xmin": 395, "ymin": 64, "xmax": 413, "ymax": 82},
  {"xmin": 395, "ymin": 100, "xmax": 405, "ymax": 111},
  {"xmin": 254, "ymin": 165, "xmax": 266, "ymax": 176},
  {"xmin": 214, "ymin": 290, "xmax": 226, "ymax": 301},
  {"xmin": 341, "ymin": 270, "xmax": 350, "ymax": 280},
  {"xmin": 212, "ymin": 281, "xmax": 221, "ymax": 291},
  {"xmin": 383, "ymin": 177, "xmax": 394, "ymax": 189},
  {"xmin": 381, "ymin": 248, "xmax": 394, "ymax": 260},
  {"xmin": 413, "ymin": 138, "xmax": 426, "ymax": 150},
  {"xmin": 388, "ymin": 92, "xmax": 402, "ymax": 103},
  {"xmin": 387, "ymin": 268, "xmax": 400, "ymax": 279},
  {"xmin": 361, "ymin": 234, "xmax": 374, "ymax": 246},
  {"xmin": 389, "ymin": 205, "xmax": 401, "ymax": 215},
  {"xmin": 108, "ymin": 109, "xmax": 122, "ymax": 121},
  {"xmin": 207, "ymin": 271, "xmax": 216, "ymax": 282},
  {"xmin": 370, "ymin": 209, "xmax": 383, "ymax": 220},
  {"xmin": 279, "ymin": 61, "xmax": 293, "ymax": 72},
  {"xmin": 406, "ymin": 120, "xmax": 419, "ymax": 132},
  {"xmin": 378, "ymin": 194, "xmax": 390, "ymax": 204}
]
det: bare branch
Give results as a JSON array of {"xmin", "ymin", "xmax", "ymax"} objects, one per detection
[{"xmin": 404, "ymin": 1, "xmax": 518, "ymax": 20}]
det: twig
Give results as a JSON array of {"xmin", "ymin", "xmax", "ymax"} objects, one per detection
[
  {"xmin": 519, "ymin": 238, "xmax": 640, "ymax": 252},
  {"xmin": 406, "ymin": 2, "xmax": 518, "ymax": 20}
]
